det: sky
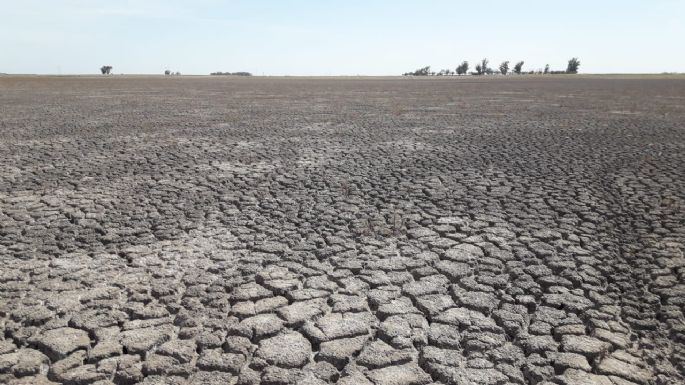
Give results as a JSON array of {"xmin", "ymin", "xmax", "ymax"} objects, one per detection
[{"xmin": 1, "ymin": 0, "xmax": 683, "ymax": 75}]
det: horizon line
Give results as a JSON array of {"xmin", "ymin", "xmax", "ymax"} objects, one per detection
[{"xmin": 2, "ymin": 72, "xmax": 685, "ymax": 77}]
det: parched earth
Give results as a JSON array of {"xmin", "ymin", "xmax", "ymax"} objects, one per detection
[{"xmin": 0, "ymin": 75, "xmax": 683, "ymax": 385}]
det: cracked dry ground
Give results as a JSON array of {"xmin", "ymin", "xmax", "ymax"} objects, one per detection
[{"xmin": 0, "ymin": 76, "xmax": 684, "ymax": 385}]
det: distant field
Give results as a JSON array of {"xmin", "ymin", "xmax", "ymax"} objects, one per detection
[
  {"xmin": 0, "ymin": 76, "xmax": 683, "ymax": 385},
  {"xmin": 2, "ymin": 73, "xmax": 685, "ymax": 80}
]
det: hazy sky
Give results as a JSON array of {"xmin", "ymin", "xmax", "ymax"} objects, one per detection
[{"xmin": 1, "ymin": 0, "xmax": 683, "ymax": 75}]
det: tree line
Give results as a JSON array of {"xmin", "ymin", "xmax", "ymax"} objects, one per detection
[
  {"xmin": 404, "ymin": 58, "xmax": 580, "ymax": 76},
  {"xmin": 98, "ymin": 67, "xmax": 253, "ymax": 76}
]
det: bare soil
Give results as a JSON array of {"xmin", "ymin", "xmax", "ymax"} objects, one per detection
[{"xmin": 0, "ymin": 76, "xmax": 684, "ymax": 385}]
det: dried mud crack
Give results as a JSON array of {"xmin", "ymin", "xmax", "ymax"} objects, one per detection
[{"xmin": 0, "ymin": 76, "xmax": 683, "ymax": 385}]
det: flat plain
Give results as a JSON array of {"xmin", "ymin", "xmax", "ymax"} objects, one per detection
[{"xmin": 0, "ymin": 75, "xmax": 683, "ymax": 385}]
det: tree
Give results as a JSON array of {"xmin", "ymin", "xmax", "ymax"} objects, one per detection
[
  {"xmin": 544, "ymin": 64, "xmax": 550, "ymax": 74},
  {"xmin": 475, "ymin": 58, "xmax": 490, "ymax": 75},
  {"xmin": 499, "ymin": 61, "xmax": 510, "ymax": 75},
  {"xmin": 513, "ymin": 61, "xmax": 524, "ymax": 74},
  {"xmin": 100, "ymin": 66, "xmax": 112, "ymax": 75},
  {"xmin": 566, "ymin": 58, "xmax": 580, "ymax": 74},
  {"xmin": 403, "ymin": 66, "xmax": 431, "ymax": 76},
  {"xmin": 456, "ymin": 61, "xmax": 469, "ymax": 75},
  {"xmin": 164, "ymin": 69, "xmax": 171, "ymax": 75}
]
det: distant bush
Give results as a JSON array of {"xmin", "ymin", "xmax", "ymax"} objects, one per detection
[
  {"xmin": 100, "ymin": 66, "xmax": 112, "ymax": 75},
  {"xmin": 566, "ymin": 58, "xmax": 580, "ymax": 74},
  {"xmin": 164, "ymin": 70, "xmax": 171, "ymax": 75},
  {"xmin": 403, "ymin": 66, "xmax": 431, "ymax": 76},
  {"xmin": 210, "ymin": 72, "xmax": 252, "ymax": 76}
]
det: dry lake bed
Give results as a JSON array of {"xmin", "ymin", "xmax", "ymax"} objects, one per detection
[{"xmin": 0, "ymin": 75, "xmax": 683, "ymax": 385}]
